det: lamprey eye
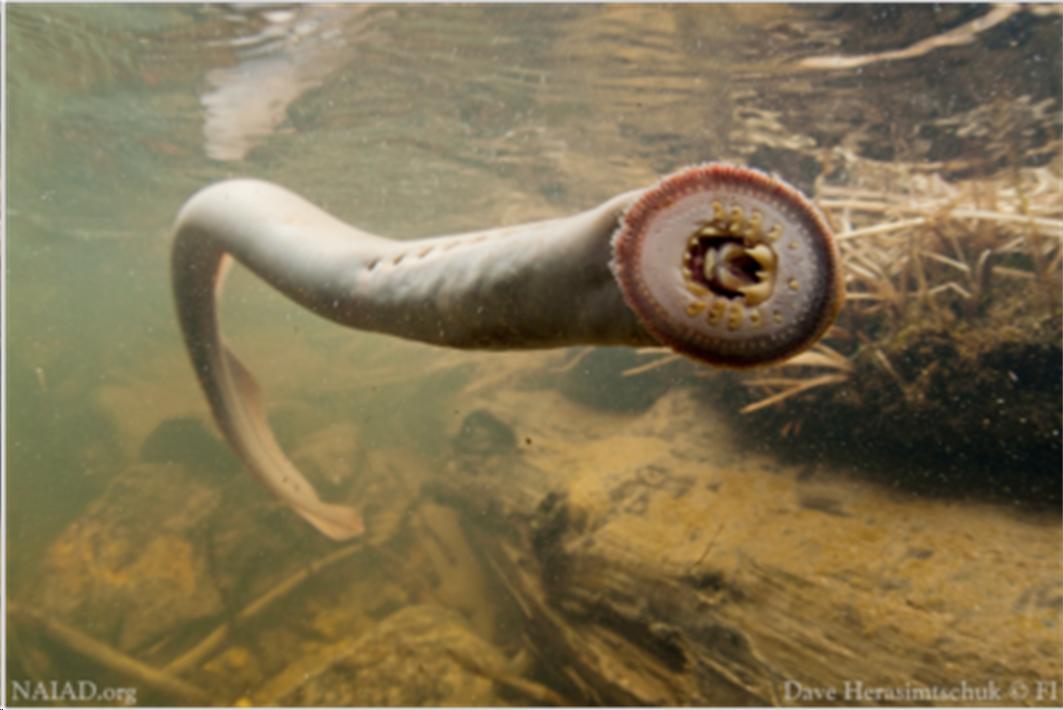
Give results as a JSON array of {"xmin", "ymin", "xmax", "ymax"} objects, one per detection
[{"xmin": 611, "ymin": 164, "xmax": 843, "ymax": 368}]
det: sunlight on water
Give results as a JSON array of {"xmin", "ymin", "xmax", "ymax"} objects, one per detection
[{"xmin": 5, "ymin": 4, "xmax": 1062, "ymax": 706}]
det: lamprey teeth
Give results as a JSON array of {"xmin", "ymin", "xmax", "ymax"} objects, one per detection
[
  {"xmin": 746, "ymin": 243, "xmax": 776, "ymax": 271},
  {"xmin": 727, "ymin": 302, "xmax": 743, "ymax": 331},
  {"xmin": 685, "ymin": 282, "xmax": 709, "ymax": 297},
  {"xmin": 716, "ymin": 267, "xmax": 748, "ymax": 293},
  {"xmin": 749, "ymin": 210, "xmax": 763, "ymax": 232},
  {"xmin": 739, "ymin": 280, "xmax": 773, "ymax": 306},
  {"xmin": 701, "ymin": 250, "xmax": 717, "ymax": 281},
  {"xmin": 707, "ymin": 299, "xmax": 725, "ymax": 323}
]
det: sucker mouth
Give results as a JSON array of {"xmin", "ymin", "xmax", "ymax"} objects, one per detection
[
  {"xmin": 611, "ymin": 162, "xmax": 843, "ymax": 368},
  {"xmin": 682, "ymin": 203, "xmax": 779, "ymax": 308}
]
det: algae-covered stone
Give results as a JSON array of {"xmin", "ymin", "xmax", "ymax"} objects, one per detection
[
  {"xmin": 34, "ymin": 463, "xmax": 224, "ymax": 652},
  {"xmin": 261, "ymin": 605, "xmax": 508, "ymax": 706}
]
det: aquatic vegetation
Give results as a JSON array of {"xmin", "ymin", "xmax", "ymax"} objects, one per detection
[{"xmin": 734, "ymin": 152, "xmax": 1062, "ymax": 488}]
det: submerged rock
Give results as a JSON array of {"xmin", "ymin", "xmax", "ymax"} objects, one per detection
[
  {"xmin": 33, "ymin": 463, "xmax": 225, "ymax": 653},
  {"xmin": 260, "ymin": 605, "xmax": 509, "ymax": 706},
  {"xmin": 452, "ymin": 409, "xmax": 517, "ymax": 457},
  {"xmin": 25, "ymin": 457, "xmax": 340, "ymax": 659}
]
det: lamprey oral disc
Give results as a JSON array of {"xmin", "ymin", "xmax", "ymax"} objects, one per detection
[{"xmin": 611, "ymin": 163, "xmax": 844, "ymax": 368}]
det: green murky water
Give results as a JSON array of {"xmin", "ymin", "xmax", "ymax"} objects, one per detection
[{"xmin": 6, "ymin": 4, "xmax": 1062, "ymax": 706}]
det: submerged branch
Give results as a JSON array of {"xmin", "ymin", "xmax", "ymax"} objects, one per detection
[
  {"xmin": 165, "ymin": 543, "xmax": 362, "ymax": 675},
  {"xmin": 443, "ymin": 648, "xmax": 569, "ymax": 706},
  {"xmin": 9, "ymin": 604, "xmax": 212, "ymax": 706}
]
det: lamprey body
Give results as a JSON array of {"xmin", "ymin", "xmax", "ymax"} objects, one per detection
[{"xmin": 171, "ymin": 164, "xmax": 843, "ymax": 539}]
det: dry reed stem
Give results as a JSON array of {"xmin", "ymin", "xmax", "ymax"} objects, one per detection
[
  {"xmin": 738, "ymin": 159, "xmax": 1061, "ymax": 415},
  {"xmin": 777, "ymin": 344, "xmax": 854, "ymax": 372},
  {"xmin": 836, "ymin": 217, "xmax": 927, "ymax": 241},
  {"xmin": 552, "ymin": 346, "xmax": 596, "ymax": 374},
  {"xmin": 740, "ymin": 374, "xmax": 850, "ymax": 414},
  {"xmin": 927, "ymin": 282, "xmax": 973, "ymax": 299},
  {"xmin": 921, "ymin": 250, "xmax": 971, "ymax": 273},
  {"xmin": 870, "ymin": 347, "xmax": 908, "ymax": 396},
  {"xmin": 621, "ymin": 353, "xmax": 682, "ymax": 377}
]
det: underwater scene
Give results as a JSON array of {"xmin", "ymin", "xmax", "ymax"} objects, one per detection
[{"xmin": 4, "ymin": 4, "xmax": 1061, "ymax": 707}]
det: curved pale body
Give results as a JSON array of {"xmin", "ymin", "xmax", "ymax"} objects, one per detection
[{"xmin": 171, "ymin": 166, "xmax": 842, "ymax": 539}]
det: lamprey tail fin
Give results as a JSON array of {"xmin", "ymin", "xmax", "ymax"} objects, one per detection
[
  {"xmin": 222, "ymin": 347, "xmax": 365, "ymax": 540},
  {"xmin": 296, "ymin": 500, "xmax": 366, "ymax": 541},
  {"xmin": 222, "ymin": 340, "xmax": 265, "ymax": 411}
]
